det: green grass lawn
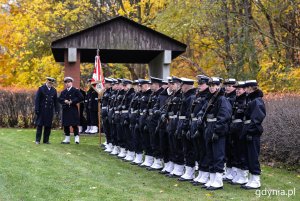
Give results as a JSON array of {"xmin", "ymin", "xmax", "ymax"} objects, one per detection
[{"xmin": 0, "ymin": 128, "xmax": 299, "ymax": 201}]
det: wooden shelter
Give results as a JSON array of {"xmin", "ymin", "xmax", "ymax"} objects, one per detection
[{"xmin": 51, "ymin": 16, "xmax": 187, "ymax": 88}]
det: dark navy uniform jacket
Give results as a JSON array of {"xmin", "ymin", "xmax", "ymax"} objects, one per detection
[
  {"xmin": 153, "ymin": 87, "xmax": 172, "ymax": 115},
  {"xmin": 177, "ymin": 88, "xmax": 197, "ymax": 132},
  {"xmin": 243, "ymin": 89, "xmax": 266, "ymax": 136},
  {"xmin": 35, "ymin": 84, "xmax": 58, "ymax": 127},
  {"xmin": 87, "ymin": 88, "xmax": 99, "ymax": 112},
  {"xmin": 201, "ymin": 89, "xmax": 232, "ymax": 137},
  {"xmin": 225, "ymin": 90, "xmax": 236, "ymax": 107},
  {"xmin": 121, "ymin": 88, "xmax": 135, "ymax": 121},
  {"xmin": 230, "ymin": 92, "xmax": 247, "ymax": 132},
  {"xmin": 58, "ymin": 87, "xmax": 84, "ymax": 126}
]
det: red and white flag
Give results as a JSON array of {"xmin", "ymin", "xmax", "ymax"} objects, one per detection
[{"xmin": 91, "ymin": 55, "xmax": 105, "ymax": 88}]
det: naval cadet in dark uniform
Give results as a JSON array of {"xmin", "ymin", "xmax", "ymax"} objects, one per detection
[
  {"xmin": 137, "ymin": 79, "xmax": 152, "ymax": 166},
  {"xmin": 228, "ymin": 81, "xmax": 248, "ymax": 185},
  {"xmin": 165, "ymin": 76, "xmax": 183, "ymax": 177},
  {"xmin": 146, "ymin": 77, "xmax": 164, "ymax": 170},
  {"xmin": 200, "ymin": 77, "xmax": 232, "ymax": 190},
  {"xmin": 223, "ymin": 78, "xmax": 237, "ymax": 181},
  {"xmin": 117, "ymin": 79, "xmax": 135, "ymax": 158},
  {"xmin": 34, "ymin": 77, "xmax": 59, "ymax": 144},
  {"xmin": 123, "ymin": 80, "xmax": 140, "ymax": 162},
  {"xmin": 101, "ymin": 78, "xmax": 113, "ymax": 150},
  {"xmin": 175, "ymin": 78, "xmax": 197, "ymax": 181},
  {"xmin": 187, "ymin": 75, "xmax": 210, "ymax": 185},
  {"xmin": 157, "ymin": 77, "xmax": 174, "ymax": 174},
  {"xmin": 105, "ymin": 79, "xmax": 119, "ymax": 153},
  {"xmin": 110, "ymin": 79, "xmax": 124, "ymax": 155},
  {"xmin": 86, "ymin": 82, "xmax": 99, "ymax": 134},
  {"xmin": 59, "ymin": 77, "xmax": 84, "ymax": 144},
  {"xmin": 241, "ymin": 80, "xmax": 266, "ymax": 190}
]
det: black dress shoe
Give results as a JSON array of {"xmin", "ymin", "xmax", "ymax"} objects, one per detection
[
  {"xmin": 178, "ymin": 177, "xmax": 192, "ymax": 182},
  {"xmin": 159, "ymin": 170, "xmax": 168, "ymax": 174},
  {"xmin": 61, "ymin": 142, "xmax": 70, "ymax": 144},
  {"xmin": 241, "ymin": 185, "xmax": 260, "ymax": 190},
  {"xmin": 43, "ymin": 142, "xmax": 51, "ymax": 144},
  {"xmin": 206, "ymin": 186, "xmax": 223, "ymax": 190},
  {"xmin": 193, "ymin": 182, "xmax": 201, "ymax": 186},
  {"xmin": 201, "ymin": 185, "xmax": 208, "ymax": 189},
  {"xmin": 166, "ymin": 174, "xmax": 178, "ymax": 178}
]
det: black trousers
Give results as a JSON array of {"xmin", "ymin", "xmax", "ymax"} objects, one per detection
[
  {"xmin": 159, "ymin": 128, "xmax": 169, "ymax": 162},
  {"xmin": 182, "ymin": 135, "xmax": 195, "ymax": 167},
  {"xmin": 140, "ymin": 115, "xmax": 152, "ymax": 155},
  {"xmin": 206, "ymin": 135, "xmax": 226, "ymax": 173},
  {"xmin": 64, "ymin": 126, "xmax": 79, "ymax": 136},
  {"xmin": 246, "ymin": 135, "xmax": 261, "ymax": 175},
  {"xmin": 133, "ymin": 123, "xmax": 143, "ymax": 154},
  {"xmin": 36, "ymin": 126, "xmax": 51, "ymax": 143}
]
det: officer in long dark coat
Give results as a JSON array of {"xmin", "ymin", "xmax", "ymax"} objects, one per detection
[
  {"xmin": 59, "ymin": 77, "xmax": 84, "ymax": 144},
  {"xmin": 241, "ymin": 80, "xmax": 266, "ymax": 190},
  {"xmin": 34, "ymin": 77, "xmax": 59, "ymax": 144},
  {"xmin": 199, "ymin": 77, "xmax": 232, "ymax": 190}
]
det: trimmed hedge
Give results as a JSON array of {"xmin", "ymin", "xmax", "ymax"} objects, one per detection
[{"xmin": 0, "ymin": 89, "xmax": 299, "ymax": 167}]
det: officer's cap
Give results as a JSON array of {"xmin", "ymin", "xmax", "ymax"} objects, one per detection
[
  {"xmin": 234, "ymin": 81, "xmax": 246, "ymax": 88},
  {"xmin": 133, "ymin": 80, "xmax": 139, "ymax": 85},
  {"xmin": 180, "ymin": 77, "xmax": 195, "ymax": 85},
  {"xmin": 171, "ymin": 76, "xmax": 182, "ymax": 83},
  {"xmin": 138, "ymin": 79, "xmax": 150, "ymax": 85},
  {"xmin": 116, "ymin": 78, "xmax": 123, "ymax": 84},
  {"xmin": 150, "ymin": 76, "xmax": 163, "ymax": 84},
  {"xmin": 46, "ymin": 77, "xmax": 56, "ymax": 83},
  {"xmin": 64, "ymin": 77, "xmax": 74, "ymax": 83},
  {"xmin": 196, "ymin": 75, "xmax": 209, "ymax": 84},
  {"xmin": 166, "ymin": 76, "xmax": 173, "ymax": 83},
  {"xmin": 245, "ymin": 80, "xmax": 258, "ymax": 87},
  {"xmin": 208, "ymin": 77, "xmax": 221, "ymax": 85},
  {"xmin": 122, "ymin": 79, "xmax": 133, "ymax": 85},
  {"xmin": 162, "ymin": 80, "xmax": 168, "ymax": 85},
  {"xmin": 104, "ymin": 78, "xmax": 114, "ymax": 84},
  {"xmin": 223, "ymin": 78, "xmax": 236, "ymax": 85}
]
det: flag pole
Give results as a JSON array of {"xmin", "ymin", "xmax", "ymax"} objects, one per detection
[{"xmin": 97, "ymin": 48, "xmax": 102, "ymax": 146}]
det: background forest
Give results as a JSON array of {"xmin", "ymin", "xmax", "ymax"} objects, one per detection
[{"xmin": 0, "ymin": 0, "xmax": 299, "ymax": 92}]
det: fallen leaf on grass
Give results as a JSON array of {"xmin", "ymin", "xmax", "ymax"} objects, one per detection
[
  {"xmin": 297, "ymin": 175, "xmax": 300, "ymax": 178},
  {"xmin": 205, "ymin": 193, "xmax": 212, "ymax": 197},
  {"xmin": 17, "ymin": 130, "xmax": 22, "ymax": 132},
  {"xmin": 174, "ymin": 184, "xmax": 178, "ymax": 187},
  {"xmin": 117, "ymin": 172, "xmax": 121, "ymax": 175},
  {"xmin": 27, "ymin": 150, "xmax": 30, "ymax": 153},
  {"xmin": 160, "ymin": 190, "xmax": 163, "ymax": 193},
  {"xmin": 89, "ymin": 187, "xmax": 97, "ymax": 189},
  {"xmin": 43, "ymin": 149, "xmax": 47, "ymax": 152},
  {"xmin": 66, "ymin": 152, "xmax": 71, "ymax": 155}
]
